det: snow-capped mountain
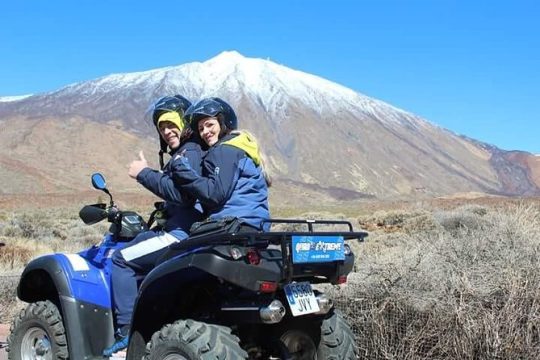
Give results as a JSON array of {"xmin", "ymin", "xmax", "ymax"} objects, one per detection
[
  {"xmin": 0, "ymin": 51, "xmax": 538, "ymax": 199},
  {"xmin": 0, "ymin": 51, "xmax": 430, "ymax": 135}
]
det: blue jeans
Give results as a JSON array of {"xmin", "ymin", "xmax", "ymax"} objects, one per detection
[{"xmin": 110, "ymin": 229, "xmax": 187, "ymax": 327}]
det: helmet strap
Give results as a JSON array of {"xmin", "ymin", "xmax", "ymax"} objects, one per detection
[
  {"xmin": 158, "ymin": 149, "xmax": 165, "ymax": 170},
  {"xmin": 158, "ymin": 137, "xmax": 170, "ymax": 170}
]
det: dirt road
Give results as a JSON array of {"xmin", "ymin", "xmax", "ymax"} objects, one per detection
[{"xmin": 0, "ymin": 324, "xmax": 8, "ymax": 360}]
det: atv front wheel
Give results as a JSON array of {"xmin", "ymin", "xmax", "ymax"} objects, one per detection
[
  {"xmin": 7, "ymin": 300, "xmax": 69, "ymax": 360},
  {"xmin": 144, "ymin": 319, "xmax": 247, "ymax": 360}
]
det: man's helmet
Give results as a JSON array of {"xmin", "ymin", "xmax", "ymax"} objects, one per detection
[
  {"xmin": 151, "ymin": 95, "xmax": 192, "ymax": 128},
  {"xmin": 185, "ymin": 97, "xmax": 238, "ymax": 133},
  {"xmin": 147, "ymin": 94, "xmax": 192, "ymax": 168}
]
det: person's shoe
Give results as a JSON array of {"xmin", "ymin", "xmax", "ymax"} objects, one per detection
[{"xmin": 102, "ymin": 334, "xmax": 129, "ymax": 357}]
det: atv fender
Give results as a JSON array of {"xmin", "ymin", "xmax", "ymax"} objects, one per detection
[{"xmin": 17, "ymin": 254, "xmax": 115, "ymax": 359}]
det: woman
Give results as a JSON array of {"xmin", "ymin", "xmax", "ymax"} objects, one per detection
[{"xmin": 172, "ymin": 97, "xmax": 271, "ymax": 232}]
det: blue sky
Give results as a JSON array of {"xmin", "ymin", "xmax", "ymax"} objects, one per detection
[{"xmin": 2, "ymin": 1, "xmax": 539, "ymax": 154}]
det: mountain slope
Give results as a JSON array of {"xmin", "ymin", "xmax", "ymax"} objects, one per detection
[{"xmin": 0, "ymin": 51, "xmax": 538, "ymax": 201}]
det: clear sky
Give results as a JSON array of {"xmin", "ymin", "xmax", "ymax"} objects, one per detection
[{"xmin": 2, "ymin": 1, "xmax": 539, "ymax": 154}]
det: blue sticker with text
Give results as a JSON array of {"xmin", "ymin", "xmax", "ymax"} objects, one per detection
[{"xmin": 292, "ymin": 235, "xmax": 345, "ymax": 263}]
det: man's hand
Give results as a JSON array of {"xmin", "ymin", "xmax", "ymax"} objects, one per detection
[
  {"xmin": 128, "ymin": 150, "xmax": 148, "ymax": 179},
  {"xmin": 173, "ymin": 149, "xmax": 187, "ymax": 161}
]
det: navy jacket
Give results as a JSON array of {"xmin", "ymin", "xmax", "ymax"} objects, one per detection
[
  {"xmin": 137, "ymin": 140, "xmax": 204, "ymax": 236},
  {"xmin": 171, "ymin": 132, "xmax": 270, "ymax": 231}
]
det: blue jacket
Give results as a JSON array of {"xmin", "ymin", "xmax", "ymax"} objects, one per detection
[
  {"xmin": 137, "ymin": 140, "xmax": 204, "ymax": 237},
  {"xmin": 172, "ymin": 132, "xmax": 270, "ymax": 231}
]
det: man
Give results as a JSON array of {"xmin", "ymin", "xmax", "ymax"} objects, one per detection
[{"xmin": 103, "ymin": 95, "xmax": 203, "ymax": 356}]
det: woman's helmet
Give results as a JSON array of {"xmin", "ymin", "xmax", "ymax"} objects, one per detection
[
  {"xmin": 147, "ymin": 94, "xmax": 192, "ymax": 168},
  {"xmin": 185, "ymin": 97, "xmax": 237, "ymax": 135}
]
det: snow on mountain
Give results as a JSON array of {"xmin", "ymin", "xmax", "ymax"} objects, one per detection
[
  {"xmin": 30, "ymin": 51, "xmax": 431, "ymax": 129},
  {"xmin": 201, "ymin": 51, "xmax": 422, "ymax": 125},
  {"xmin": 0, "ymin": 94, "xmax": 32, "ymax": 102},
  {"xmin": 205, "ymin": 52, "xmax": 426, "ymax": 129}
]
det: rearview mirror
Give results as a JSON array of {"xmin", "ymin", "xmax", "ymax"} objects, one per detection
[{"xmin": 91, "ymin": 173, "xmax": 107, "ymax": 190}]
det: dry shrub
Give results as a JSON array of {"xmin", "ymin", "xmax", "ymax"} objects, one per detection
[
  {"xmin": 434, "ymin": 211, "xmax": 488, "ymax": 236},
  {"xmin": 1, "ymin": 201, "xmax": 538, "ymax": 358},
  {"xmin": 0, "ymin": 275, "xmax": 23, "ymax": 323},
  {"xmin": 402, "ymin": 213, "xmax": 440, "ymax": 234},
  {"xmin": 2, "ymin": 211, "xmax": 56, "ymax": 240},
  {"xmin": 455, "ymin": 203, "xmax": 489, "ymax": 216},
  {"xmin": 269, "ymin": 211, "xmax": 350, "ymax": 232},
  {"xmin": 0, "ymin": 208, "xmax": 110, "ymax": 266},
  {"xmin": 358, "ymin": 209, "xmax": 438, "ymax": 234},
  {"xmin": 333, "ymin": 203, "xmax": 540, "ymax": 359},
  {"xmin": 334, "ymin": 281, "xmax": 540, "ymax": 359},
  {"xmin": 0, "ymin": 237, "xmax": 54, "ymax": 270},
  {"xmin": 67, "ymin": 221, "xmax": 110, "ymax": 248}
]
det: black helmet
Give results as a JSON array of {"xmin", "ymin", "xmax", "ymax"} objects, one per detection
[
  {"xmin": 151, "ymin": 95, "xmax": 192, "ymax": 127},
  {"xmin": 147, "ymin": 94, "xmax": 192, "ymax": 169},
  {"xmin": 185, "ymin": 97, "xmax": 238, "ymax": 133}
]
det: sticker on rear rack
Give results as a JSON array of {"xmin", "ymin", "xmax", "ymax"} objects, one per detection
[{"xmin": 291, "ymin": 235, "xmax": 345, "ymax": 263}]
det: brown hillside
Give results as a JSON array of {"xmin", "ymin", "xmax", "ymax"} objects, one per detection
[{"xmin": 0, "ymin": 117, "xmax": 159, "ymax": 194}]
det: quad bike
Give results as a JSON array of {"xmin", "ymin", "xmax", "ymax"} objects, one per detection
[{"xmin": 8, "ymin": 173, "xmax": 366, "ymax": 359}]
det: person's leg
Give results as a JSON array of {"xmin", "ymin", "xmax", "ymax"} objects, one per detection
[
  {"xmin": 112, "ymin": 230, "xmax": 182, "ymax": 328},
  {"xmin": 104, "ymin": 230, "xmax": 181, "ymax": 356}
]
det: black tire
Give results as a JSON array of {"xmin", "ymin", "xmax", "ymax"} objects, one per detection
[
  {"xmin": 273, "ymin": 310, "xmax": 357, "ymax": 360},
  {"xmin": 144, "ymin": 319, "xmax": 248, "ymax": 360},
  {"xmin": 317, "ymin": 310, "xmax": 358, "ymax": 359},
  {"xmin": 7, "ymin": 300, "xmax": 69, "ymax": 360}
]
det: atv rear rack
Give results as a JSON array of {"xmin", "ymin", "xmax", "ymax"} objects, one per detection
[
  {"xmin": 260, "ymin": 219, "xmax": 367, "ymax": 283},
  {"xmin": 166, "ymin": 219, "xmax": 367, "ymax": 283},
  {"xmin": 170, "ymin": 218, "xmax": 367, "ymax": 247}
]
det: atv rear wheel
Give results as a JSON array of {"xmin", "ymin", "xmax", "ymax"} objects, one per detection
[
  {"xmin": 317, "ymin": 310, "xmax": 358, "ymax": 359},
  {"xmin": 144, "ymin": 319, "xmax": 247, "ymax": 360},
  {"xmin": 7, "ymin": 300, "xmax": 69, "ymax": 360},
  {"xmin": 272, "ymin": 310, "xmax": 357, "ymax": 360},
  {"xmin": 278, "ymin": 327, "xmax": 318, "ymax": 359}
]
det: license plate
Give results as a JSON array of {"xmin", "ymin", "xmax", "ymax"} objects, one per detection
[{"xmin": 284, "ymin": 282, "xmax": 320, "ymax": 316}]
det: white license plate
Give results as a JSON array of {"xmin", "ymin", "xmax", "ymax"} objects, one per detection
[{"xmin": 284, "ymin": 282, "xmax": 320, "ymax": 316}]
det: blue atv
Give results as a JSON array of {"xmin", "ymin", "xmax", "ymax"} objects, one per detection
[{"xmin": 8, "ymin": 173, "xmax": 367, "ymax": 359}]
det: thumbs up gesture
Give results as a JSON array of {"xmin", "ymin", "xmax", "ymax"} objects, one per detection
[{"xmin": 128, "ymin": 150, "xmax": 149, "ymax": 179}]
